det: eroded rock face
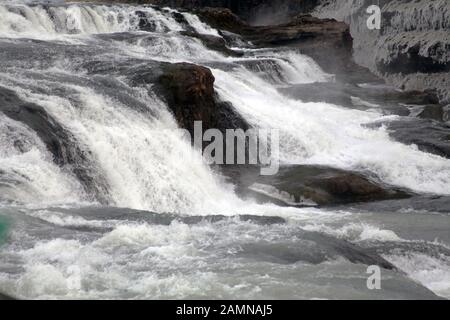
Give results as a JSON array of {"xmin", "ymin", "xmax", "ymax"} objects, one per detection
[
  {"xmin": 194, "ymin": 8, "xmax": 360, "ymax": 76},
  {"xmin": 313, "ymin": 0, "xmax": 450, "ymax": 103}
]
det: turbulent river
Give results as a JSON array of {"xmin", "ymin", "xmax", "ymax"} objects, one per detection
[{"xmin": 0, "ymin": 0, "xmax": 449, "ymax": 299}]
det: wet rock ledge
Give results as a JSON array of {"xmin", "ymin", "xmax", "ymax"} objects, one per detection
[{"xmin": 194, "ymin": 7, "xmax": 366, "ymax": 77}]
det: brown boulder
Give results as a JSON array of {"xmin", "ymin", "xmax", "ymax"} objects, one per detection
[
  {"xmin": 155, "ymin": 62, "xmax": 248, "ymax": 135},
  {"xmin": 220, "ymin": 165, "xmax": 412, "ymax": 207},
  {"xmin": 159, "ymin": 63, "xmax": 215, "ymax": 105},
  {"xmin": 194, "ymin": 7, "xmax": 249, "ymax": 34},
  {"xmin": 304, "ymin": 172, "xmax": 406, "ymax": 205}
]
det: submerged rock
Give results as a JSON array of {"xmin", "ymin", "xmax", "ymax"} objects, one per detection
[
  {"xmin": 380, "ymin": 118, "xmax": 450, "ymax": 159},
  {"xmin": 239, "ymin": 229, "xmax": 396, "ymax": 269},
  {"xmin": 280, "ymin": 82, "xmax": 442, "ymax": 116},
  {"xmin": 302, "ymin": 171, "xmax": 411, "ymax": 205},
  {"xmin": 418, "ymin": 105, "xmax": 445, "ymax": 122},
  {"xmin": 220, "ymin": 165, "xmax": 411, "ymax": 207}
]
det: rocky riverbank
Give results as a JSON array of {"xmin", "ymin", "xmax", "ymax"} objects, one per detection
[
  {"xmin": 92, "ymin": 0, "xmax": 449, "ymax": 104},
  {"xmin": 313, "ymin": 0, "xmax": 450, "ymax": 104}
]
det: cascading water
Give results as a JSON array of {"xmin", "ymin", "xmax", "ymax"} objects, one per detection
[
  {"xmin": 0, "ymin": 1, "xmax": 449, "ymax": 300},
  {"xmin": 213, "ymin": 67, "xmax": 450, "ymax": 195}
]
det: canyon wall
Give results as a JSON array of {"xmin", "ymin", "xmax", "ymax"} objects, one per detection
[{"xmin": 313, "ymin": 0, "xmax": 450, "ymax": 103}]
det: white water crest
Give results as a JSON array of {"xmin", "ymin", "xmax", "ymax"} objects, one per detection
[
  {"xmin": 181, "ymin": 11, "xmax": 221, "ymax": 36},
  {"xmin": 0, "ymin": 114, "xmax": 85, "ymax": 205},
  {"xmin": 0, "ymin": 76, "xmax": 243, "ymax": 213},
  {"xmin": 0, "ymin": 2, "xmax": 182, "ymax": 39}
]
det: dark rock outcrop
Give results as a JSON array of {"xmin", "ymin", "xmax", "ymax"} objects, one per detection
[
  {"xmin": 193, "ymin": 7, "xmax": 248, "ymax": 33},
  {"xmin": 110, "ymin": 59, "xmax": 248, "ymax": 137},
  {"xmin": 154, "ymin": 62, "xmax": 249, "ymax": 135},
  {"xmin": 220, "ymin": 165, "xmax": 411, "ymax": 206},
  {"xmin": 314, "ymin": 0, "xmax": 450, "ymax": 103},
  {"xmin": 417, "ymin": 105, "xmax": 445, "ymax": 122},
  {"xmin": 301, "ymin": 171, "xmax": 410, "ymax": 205},
  {"xmin": 194, "ymin": 8, "xmax": 362, "ymax": 76},
  {"xmin": 280, "ymin": 82, "xmax": 441, "ymax": 116},
  {"xmin": 378, "ymin": 119, "xmax": 450, "ymax": 159}
]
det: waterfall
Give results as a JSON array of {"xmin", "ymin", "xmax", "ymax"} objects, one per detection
[
  {"xmin": 1, "ymin": 1, "xmax": 450, "ymax": 210},
  {"xmin": 0, "ymin": 1, "xmax": 449, "ymax": 300}
]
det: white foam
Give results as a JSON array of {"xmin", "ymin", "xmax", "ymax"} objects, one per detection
[
  {"xmin": 0, "ymin": 114, "xmax": 85, "ymax": 205},
  {"xmin": 0, "ymin": 3, "xmax": 184, "ymax": 40},
  {"xmin": 384, "ymin": 252, "xmax": 450, "ymax": 299},
  {"xmin": 268, "ymin": 51, "xmax": 333, "ymax": 84},
  {"xmin": 181, "ymin": 11, "xmax": 221, "ymax": 36},
  {"xmin": 302, "ymin": 222, "xmax": 402, "ymax": 242},
  {"xmin": 5, "ymin": 80, "xmax": 242, "ymax": 213},
  {"xmin": 26, "ymin": 209, "xmax": 107, "ymax": 229}
]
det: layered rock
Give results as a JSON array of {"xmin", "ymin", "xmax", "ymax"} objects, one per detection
[
  {"xmin": 195, "ymin": 8, "xmax": 367, "ymax": 77},
  {"xmin": 313, "ymin": 0, "xmax": 450, "ymax": 103},
  {"xmin": 132, "ymin": 0, "xmax": 320, "ymax": 23}
]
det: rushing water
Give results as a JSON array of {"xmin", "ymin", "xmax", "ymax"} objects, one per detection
[{"xmin": 0, "ymin": 1, "xmax": 449, "ymax": 299}]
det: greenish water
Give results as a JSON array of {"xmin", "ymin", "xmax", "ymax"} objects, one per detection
[{"xmin": 0, "ymin": 216, "xmax": 8, "ymax": 245}]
